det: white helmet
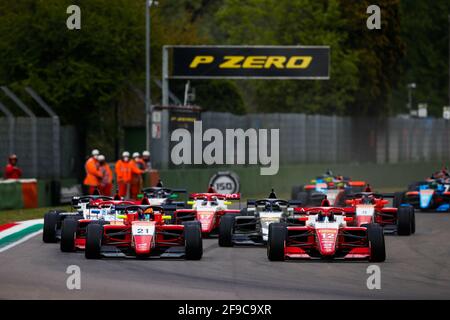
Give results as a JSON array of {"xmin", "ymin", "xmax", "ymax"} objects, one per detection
[
  {"xmin": 142, "ymin": 150, "xmax": 150, "ymax": 157},
  {"xmin": 122, "ymin": 151, "xmax": 130, "ymax": 158},
  {"xmin": 92, "ymin": 149, "xmax": 100, "ymax": 158},
  {"xmin": 132, "ymin": 152, "xmax": 140, "ymax": 159},
  {"xmin": 97, "ymin": 155, "xmax": 105, "ymax": 161}
]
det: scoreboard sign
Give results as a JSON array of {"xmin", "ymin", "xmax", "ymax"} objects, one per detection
[{"xmin": 170, "ymin": 46, "xmax": 330, "ymax": 79}]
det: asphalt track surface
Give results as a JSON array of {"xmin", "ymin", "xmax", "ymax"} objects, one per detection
[{"xmin": 1, "ymin": 212, "xmax": 450, "ymax": 299}]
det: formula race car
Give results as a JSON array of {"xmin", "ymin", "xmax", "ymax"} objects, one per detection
[
  {"xmin": 59, "ymin": 199, "xmax": 140, "ymax": 252},
  {"xmin": 84, "ymin": 205, "xmax": 202, "ymax": 260},
  {"xmin": 43, "ymin": 195, "xmax": 116, "ymax": 243},
  {"xmin": 218, "ymin": 190, "xmax": 302, "ymax": 246},
  {"xmin": 174, "ymin": 192, "xmax": 241, "ymax": 236},
  {"xmin": 400, "ymin": 178, "xmax": 450, "ymax": 212},
  {"xmin": 345, "ymin": 192, "xmax": 415, "ymax": 235},
  {"xmin": 267, "ymin": 206, "xmax": 385, "ymax": 262},
  {"xmin": 291, "ymin": 171, "xmax": 366, "ymax": 207},
  {"xmin": 141, "ymin": 181, "xmax": 187, "ymax": 208}
]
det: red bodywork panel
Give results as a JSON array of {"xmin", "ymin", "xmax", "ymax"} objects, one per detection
[
  {"xmin": 284, "ymin": 224, "xmax": 371, "ymax": 260},
  {"xmin": 100, "ymin": 213, "xmax": 185, "ymax": 256},
  {"xmin": 175, "ymin": 208, "xmax": 240, "ymax": 235},
  {"xmin": 345, "ymin": 197, "xmax": 398, "ymax": 227}
]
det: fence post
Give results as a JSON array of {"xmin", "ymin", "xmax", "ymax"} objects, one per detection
[
  {"xmin": 25, "ymin": 87, "xmax": 61, "ymax": 179},
  {"xmin": 1, "ymin": 86, "xmax": 38, "ymax": 178},
  {"xmin": 0, "ymin": 101, "xmax": 15, "ymax": 155}
]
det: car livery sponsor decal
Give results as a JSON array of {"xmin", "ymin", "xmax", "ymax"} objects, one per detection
[
  {"xmin": 419, "ymin": 189, "xmax": 434, "ymax": 208},
  {"xmin": 316, "ymin": 183, "xmax": 328, "ymax": 192},
  {"xmin": 197, "ymin": 211, "xmax": 215, "ymax": 232},
  {"xmin": 356, "ymin": 205, "xmax": 375, "ymax": 217},
  {"xmin": 316, "ymin": 228, "xmax": 338, "ymax": 255}
]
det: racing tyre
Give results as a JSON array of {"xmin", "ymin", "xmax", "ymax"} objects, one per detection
[
  {"xmin": 296, "ymin": 192, "xmax": 309, "ymax": 207},
  {"xmin": 60, "ymin": 219, "xmax": 78, "ymax": 252},
  {"xmin": 267, "ymin": 223, "xmax": 287, "ymax": 261},
  {"xmin": 240, "ymin": 208, "xmax": 249, "ymax": 216},
  {"xmin": 397, "ymin": 207, "xmax": 412, "ymax": 236},
  {"xmin": 407, "ymin": 206, "xmax": 416, "ymax": 234},
  {"xmin": 367, "ymin": 224, "xmax": 385, "ymax": 262},
  {"xmin": 218, "ymin": 214, "xmax": 235, "ymax": 247},
  {"xmin": 184, "ymin": 222, "xmax": 203, "ymax": 260},
  {"xmin": 85, "ymin": 223, "xmax": 103, "ymax": 259},
  {"xmin": 43, "ymin": 212, "xmax": 59, "ymax": 243},
  {"xmin": 393, "ymin": 192, "xmax": 405, "ymax": 208},
  {"xmin": 291, "ymin": 185, "xmax": 303, "ymax": 200}
]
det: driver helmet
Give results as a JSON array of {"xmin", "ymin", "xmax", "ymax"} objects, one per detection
[
  {"xmin": 361, "ymin": 194, "xmax": 374, "ymax": 204},
  {"xmin": 317, "ymin": 210, "xmax": 325, "ymax": 222}
]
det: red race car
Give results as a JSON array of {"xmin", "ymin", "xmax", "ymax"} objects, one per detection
[
  {"xmin": 267, "ymin": 206, "xmax": 385, "ymax": 262},
  {"xmin": 59, "ymin": 198, "xmax": 140, "ymax": 252},
  {"xmin": 174, "ymin": 192, "xmax": 241, "ymax": 237},
  {"xmin": 344, "ymin": 192, "xmax": 415, "ymax": 236},
  {"xmin": 84, "ymin": 205, "xmax": 202, "ymax": 260}
]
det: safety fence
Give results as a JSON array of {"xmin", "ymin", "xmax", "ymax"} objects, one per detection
[
  {"xmin": 200, "ymin": 112, "xmax": 450, "ymax": 165},
  {"xmin": 0, "ymin": 117, "xmax": 78, "ymax": 179}
]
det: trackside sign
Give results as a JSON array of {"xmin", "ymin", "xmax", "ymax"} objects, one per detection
[{"xmin": 170, "ymin": 46, "xmax": 330, "ymax": 79}]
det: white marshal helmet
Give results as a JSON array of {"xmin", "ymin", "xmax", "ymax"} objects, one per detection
[
  {"xmin": 97, "ymin": 155, "xmax": 105, "ymax": 161},
  {"xmin": 132, "ymin": 152, "xmax": 140, "ymax": 158},
  {"xmin": 122, "ymin": 151, "xmax": 130, "ymax": 158},
  {"xmin": 142, "ymin": 150, "xmax": 150, "ymax": 157},
  {"xmin": 91, "ymin": 149, "xmax": 100, "ymax": 158}
]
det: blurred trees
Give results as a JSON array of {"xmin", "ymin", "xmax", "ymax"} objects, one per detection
[
  {"xmin": 0, "ymin": 0, "xmax": 448, "ymax": 155},
  {"xmin": 214, "ymin": 0, "xmax": 360, "ymax": 115},
  {"xmin": 392, "ymin": 0, "xmax": 449, "ymax": 116}
]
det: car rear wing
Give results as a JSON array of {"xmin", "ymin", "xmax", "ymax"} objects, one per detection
[
  {"xmin": 142, "ymin": 187, "xmax": 187, "ymax": 194},
  {"xmin": 113, "ymin": 204, "xmax": 166, "ymax": 213},
  {"xmin": 247, "ymin": 199, "xmax": 303, "ymax": 207},
  {"xmin": 345, "ymin": 192, "xmax": 397, "ymax": 199},
  {"xmin": 189, "ymin": 193, "xmax": 240, "ymax": 200},
  {"xmin": 72, "ymin": 195, "xmax": 113, "ymax": 207},
  {"xmin": 288, "ymin": 200, "xmax": 303, "ymax": 207}
]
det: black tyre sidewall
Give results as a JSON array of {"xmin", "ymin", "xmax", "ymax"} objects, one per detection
[
  {"xmin": 267, "ymin": 223, "xmax": 287, "ymax": 261},
  {"xmin": 397, "ymin": 207, "xmax": 412, "ymax": 235},
  {"xmin": 184, "ymin": 223, "xmax": 203, "ymax": 260},
  {"xmin": 367, "ymin": 223, "xmax": 386, "ymax": 262},
  {"xmin": 60, "ymin": 219, "xmax": 78, "ymax": 252},
  {"xmin": 218, "ymin": 214, "xmax": 235, "ymax": 247},
  {"xmin": 43, "ymin": 212, "xmax": 58, "ymax": 243},
  {"xmin": 85, "ymin": 224, "xmax": 103, "ymax": 259}
]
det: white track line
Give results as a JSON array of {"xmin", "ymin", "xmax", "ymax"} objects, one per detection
[{"xmin": 0, "ymin": 230, "xmax": 43, "ymax": 253}]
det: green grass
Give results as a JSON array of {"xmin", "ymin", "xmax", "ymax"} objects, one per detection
[{"xmin": 0, "ymin": 206, "xmax": 71, "ymax": 225}]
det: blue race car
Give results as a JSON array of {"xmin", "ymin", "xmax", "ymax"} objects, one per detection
[{"xmin": 402, "ymin": 178, "xmax": 450, "ymax": 212}]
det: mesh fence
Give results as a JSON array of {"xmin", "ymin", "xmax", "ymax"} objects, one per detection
[
  {"xmin": 200, "ymin": 112, "xmax": 450, "ymax": 165},
  {"xmin": 0, "ymin": 117, "xmax": 77, "ymax": 179},
  {"xmin": 1, "ymin": 113, "xmax": 449, "ymax": 179}
]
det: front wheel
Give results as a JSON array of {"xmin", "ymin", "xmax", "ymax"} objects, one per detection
[
  {"xmin": 367, "ymin": 223, "xmax": 386, "ymax": 262},
  {"xmin": 267, "ymin": 223, "xmax": 287, "ymax": 261},
  {"xmin": 85, "ymin": 224, "xmax": 103, "ymax": 259},
  {"xmin": 184, "ymin": 222, "xmax": 203, "ymax": 260},
  {"xmin": 43, "ymin": 212, "xmax": 59, "ymax": 243},
  {"xmin": 218, "ymin": 214, "xmax": 235, "ymax": 247},
  {"xmin": 397, "ymin": 207, "xmax": 413, "ymax": 236},
  {"xmin": 60, "ymin": 219, "xmax": 78, "ymax": 252}
]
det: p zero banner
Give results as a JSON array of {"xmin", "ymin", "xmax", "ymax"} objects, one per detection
[{"xmin": 170, "ymin": 46, "xmax": 330, "ymax": 79}]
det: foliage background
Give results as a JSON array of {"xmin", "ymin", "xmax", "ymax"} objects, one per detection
[{"xmin": 0, "ymin": 0, "xmax": 448, "ymax": 158}]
